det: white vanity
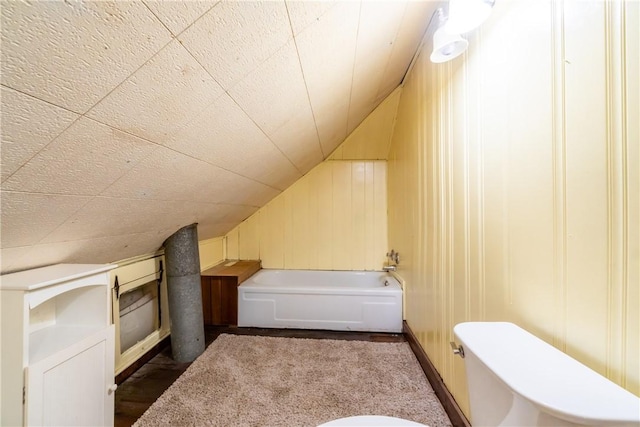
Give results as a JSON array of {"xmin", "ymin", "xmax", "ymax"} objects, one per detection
[{"xmin": 1, "ymin": 264, "xmax": 117, "ymax": 426}]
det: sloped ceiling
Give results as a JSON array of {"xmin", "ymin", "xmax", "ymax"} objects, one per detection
[{"xmin": 0, "ymin": 0, "xmax": 437, "ymax": 274}]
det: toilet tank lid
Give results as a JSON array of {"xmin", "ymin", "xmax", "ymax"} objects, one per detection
[{"xmin": 454, "ymin": 322, "xmax": 640, "ymax": 425}]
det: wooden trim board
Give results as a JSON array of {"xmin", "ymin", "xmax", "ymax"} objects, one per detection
[{"xmin": 403, "ymin": 321, "xmax": 471, "ymax": 427}]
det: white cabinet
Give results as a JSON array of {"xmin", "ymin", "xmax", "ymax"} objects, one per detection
[{"xmin": 1, "ymin": 264, "xmax": 117, "ymax": 426}]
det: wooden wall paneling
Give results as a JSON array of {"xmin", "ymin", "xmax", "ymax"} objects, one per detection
[
  {"xmin": 332, "ymin": 162, "xmax": 353, "ymax": 270},
  {"xmin": 623, "ymin": 0, "xmax": 639, "ymax": 395},
  {"xmin": 373, "ymin": 162, "xmax": 387, "ymax": 267},
  {"xmin": 351, "ymin": 161, "xmax": 367, "ymax": 270},
  {"xmin": 387, "ymin": 0, "xmax": 639, "ymax": 419},
  {"xmin": 316, "ymin": 162, "xmax": 334, "ymax": 269},
  {"xmin": 226, "ymin": 228, "xmax": 239, "ymax": 260},
  {"xmin": 564, "ymin": 0, "xmax": 609, "ymax": 374}
]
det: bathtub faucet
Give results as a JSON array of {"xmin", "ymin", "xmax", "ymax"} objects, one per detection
[
  {"xmin": 386, "ymin": 249, "xmax": 400, "ymax": 264},
  {"xmin": 384, "ymin": 249, "xmax": 399, "ymax": 272}
]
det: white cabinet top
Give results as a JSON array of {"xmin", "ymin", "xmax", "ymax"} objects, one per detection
[{"xmin": 0, "ymin": 264, "xmax": 116, "ymax": 291}]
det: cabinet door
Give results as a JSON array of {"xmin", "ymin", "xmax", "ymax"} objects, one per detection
[{"xmin": 26, "ymin": 326, "xmax": 115, "ymax": 426}]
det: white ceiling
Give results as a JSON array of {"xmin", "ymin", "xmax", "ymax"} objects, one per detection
[{"xmin": 0, "ymin": 0, "xmax": 437, "ymax": 273}]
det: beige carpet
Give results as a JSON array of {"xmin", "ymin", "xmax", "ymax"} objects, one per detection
[{"xmin": 133, "ymin": 334, "xmax": 452, "ymax": 427}]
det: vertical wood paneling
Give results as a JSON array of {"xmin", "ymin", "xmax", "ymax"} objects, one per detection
[
  {"xmin": 332, "ymin": 162, "xmax": 353, "ymax": 270},
  {"xmin": 551, "ymin": 0, "xmax": 568, "ymax": 351},
  {"xmin": 283, "ymin": 185, "xmax": 295, "ymax": 268},
  {"xmin": 198, "ymin": 236, "xmax": 225, "ymax": 270},
  {"xmin": 605, "ymin": 0, "xmax": 626, "ymax": 384},
  {"xmin": 238, "ymin": 214, "xmax": 260, "ymax": 260},
  {"xmin": 226, "ymin": 160, "xmax": 387, "ymax": 271},
  {"xmin": 388, "ymin": 0, "xmax": 639, "ymax": 419},
  {"xmin": 564, "ymin": 0, "xmax": 609, "ymax": 373},
  {"xmin": 373, "ymin": 162, "xmax": 387, "ymax": 266},
  {"xmin": 315, "ymin": 163, "xmax": 334, "ymax": 268},
  {"xmin": 226, "ymin": 227, "xmax": 239, "ymax": 260},
  {"xmin": 505, "ymin": 0, "xmax": 556, "ymax": 340},
  {"xmin": 307, "ymin": 167, "xmax": 321, "ymax": 269},
  {"xmin": 351, "ymin": 162, "xmax": 367, "ymax": 270},
  {"xmin": 623, "ymin": 0, "xmax": 639, "ymax": 395},
  {"xmin": 364, "ymin": 162, "xmax": 376, "ymax": 268},
  {"xmin": 291, "ymin": 178, "xmax": 311, "ymax": 269}
]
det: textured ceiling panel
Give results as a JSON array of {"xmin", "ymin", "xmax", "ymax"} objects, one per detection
[
  {"xmin": 295, "ymin": 2, "xmax": 360, "ymax": 156},
  {"xmin": 286, "ymin": 0, "xmax": 337, "ymax": 35},
  {"xmin": 164, "ymin": 93, "xmax": 301, "ymax": 190},
  {"xmin": 101, "ymin": 147, "xmax": 280, "ymax": 207},
  {"xmin": 0, "ymin": 1, "xmax": 172, "ymax": 113},
  {"xmin": 0, "ymin": 191, "xmax": 92, "ymax": 247},
  {"xmin": 1, "ymin": 117, "xmax": 158, "ymax": 195},
  {"xmin": 142, "ymin": 0, "xmax": 218, "ymax": 36},
  {"xmin": 229, "ymin": 40, "xmax": 308, "ymax": 136},
  {"xmin": 377, "ymin": 1, "xmax": 434, "ymax": 101},
  {"xmin": 0, "ymin": 0, "xmax": 430, "ymax": 272},
  {"xmin": 0, "ymin": 86, "xmax": 79, "ymax": 182},
  {"xmin": 1, "ymin": 246, "xmax": 31, "ymax": 273},
  {"xmin": 10, "ymin": 230, "xmax": 177, "ymax": 272},
  {"xmin": 86, "ymin": 39, "xmax": 224, "ymax": 144},
  {"xmin": 347, "ymin": 1, "xmax": 407, "ymax": 133},
  {"xmin": 41, "ymin": 197, "xmax": 202, "ymax": 244},
  {"xmin": 178, "ymin": 1, "xmax": 292, "ymax": 90},
  {"xmin": 269, "ymin": 108, "xmax": 324, "ymax": 175}
]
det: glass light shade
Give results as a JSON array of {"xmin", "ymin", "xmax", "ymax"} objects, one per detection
[
  {"xmin": 430, "ymin": 27, "xmax": 468, "ymax": 63},
  {"xmin": 444, "ymin": 0, "xmax": 494, "ymax": 34}
]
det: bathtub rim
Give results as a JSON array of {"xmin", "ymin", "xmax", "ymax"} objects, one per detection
[{"xmin": 239, "ymin": 268, "xmax": 402, "ymax": 295}]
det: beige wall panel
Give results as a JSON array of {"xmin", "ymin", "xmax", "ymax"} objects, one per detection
[
  {"xmin": 331, "ymin": 162, "xmax": 354, "ymax": 271},
  {"xmin": 289, "ymin": 179, "xmax": 312, "ymax": 269},
  {"xmin": 624, "ymin": 1, "xmax": 640, "ymax": 395},
  {"xmin": 198, "ymin": 237, "xmax": 224, "ymax": 271},
  {"xmin": 227, "ymin": 160, "xmax": 387, "ymax": 272},
  {"xmin": 475, "ymin": 2, "xmax": 511, "ymax": 325},
  {"xmin": 226, "ymin": 227, "xmax": 239, "ymax": 260},
  {"xmin": 503, "ymin": 1, "xmax": 556, "ymax": 341},
  {"xmin": 314, "ymin": 163, "xmax": 336, "ymax": 269},
  {"xmin": 563, "ymin": 0, "xmax": 609, "ymax": 374},
  {"xmin": 350, "ymin": 162, "xmax": 367, "ymax": 270},
  {"xmin": 238, "ymin": 214, "xmax": 260, "ymax": 261},
  {"xmin": 373, "ymin": 162, "xmax": 388, "ymax": 270},
  {"xmin": 387, "ymin": 0, "xmax": 639, "ymax": 420},
  {"xmin": 259, "ymin": 196, "xmax": 285, "ymax": 269}
]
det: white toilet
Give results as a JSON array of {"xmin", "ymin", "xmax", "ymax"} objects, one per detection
[
  {"xmin": 318, "ymin": 415, "xmax": 427, "ymax": 426},
  {"xmin": 453, "ymin": 322, "xmax": 640, "ymax": 426}
]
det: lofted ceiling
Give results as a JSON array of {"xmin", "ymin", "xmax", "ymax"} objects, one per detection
[{"xmin": 0, "ymin": 0, "xmax": 437, "ymax": 273}]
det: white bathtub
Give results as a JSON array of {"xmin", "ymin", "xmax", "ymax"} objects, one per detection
[{"xmin": 237, "ymin": 270, "xmax": 403, "ymax": 333}]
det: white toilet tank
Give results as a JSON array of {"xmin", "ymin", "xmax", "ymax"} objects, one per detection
[{"xmin": 453, "ymin": 322, "xmax": 640, "ymax": 427}]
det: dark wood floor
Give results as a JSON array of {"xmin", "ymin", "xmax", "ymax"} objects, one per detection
[{"xmin": 114, "ymin": 326, "xmax": 405, "ymax": 427}]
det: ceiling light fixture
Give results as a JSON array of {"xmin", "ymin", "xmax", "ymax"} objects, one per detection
[
  {"xmin": 444, "ymin": 0, "xmax": 496, "ymax": 34},
  {"xmin": 430, "ymin": 27, "xmax": 468, "ymax": 63}
]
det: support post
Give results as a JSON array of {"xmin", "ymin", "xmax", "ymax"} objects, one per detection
[{"xmin": 164, "ymin": 224, "xmax": 205, "ymax": 362}]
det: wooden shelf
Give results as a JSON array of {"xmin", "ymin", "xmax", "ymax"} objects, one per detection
[{"xmin": 201, "ymin": 260, "xmax": 261, "ymax": 326}]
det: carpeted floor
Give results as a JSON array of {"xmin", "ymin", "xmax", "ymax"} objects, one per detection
[{"xmin": 133, "ymin": 334, "xmax": 452, "ymax": 427}]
